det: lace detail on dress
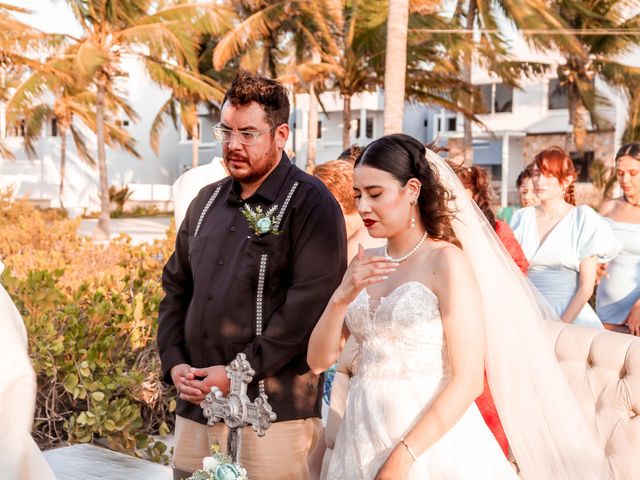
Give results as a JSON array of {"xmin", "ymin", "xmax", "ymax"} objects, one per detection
[
  {"xmin": 327, "ymin": 281, "xmax": 517, "ymax": 480},
  {"xmin": 347, "ymin": 282, "xmax": 449, "ymax": 379}
]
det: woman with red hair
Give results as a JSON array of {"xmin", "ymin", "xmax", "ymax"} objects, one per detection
[{"xmin": 510, "ymin": 146, "xmax": 620, "ymax": 329}]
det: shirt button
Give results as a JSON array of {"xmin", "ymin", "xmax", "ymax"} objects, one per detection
[
  {"xmin": 218, "ymin": 260, "xmax": 224, "ymax": 266},
  {"xmin": 230, "ymin": 226, "xmax": 236, "ymax": 232},
  {"xmin": 207, "ymin": 294, "xmax": 213, "ymax": 300}
]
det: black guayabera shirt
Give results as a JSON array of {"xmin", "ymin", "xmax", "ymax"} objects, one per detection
[{"xmin": 158, "ymin": 154, "xmax": 347, "ymax": 424}]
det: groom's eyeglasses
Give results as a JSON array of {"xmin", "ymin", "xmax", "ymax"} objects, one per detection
[{"xmin": 212, "ymin": 124, "xmax": 274, "ymax": 146}]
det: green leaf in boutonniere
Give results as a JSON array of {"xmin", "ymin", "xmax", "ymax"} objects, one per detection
[{"xmin": 240, "ymin": 204, "xmax": 282, "ymax": 236}]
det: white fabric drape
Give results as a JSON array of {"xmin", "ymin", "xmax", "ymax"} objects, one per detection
[
  {"xmin": 0, "ymin": 261, "xmax": 56, "ymax": 479},
  {"xmin": 427, "ymin": 151, "xmax": 609, "ymax": 480}
]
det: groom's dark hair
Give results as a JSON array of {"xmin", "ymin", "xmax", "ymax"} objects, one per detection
[{"xmin": 222, "ymin": 71, "xmax": 290, "ymax": 129}]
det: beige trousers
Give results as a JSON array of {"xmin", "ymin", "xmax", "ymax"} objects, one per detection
[{"xmin": 172, "ymin": 415, "xmax": 323, "ymax": 480}]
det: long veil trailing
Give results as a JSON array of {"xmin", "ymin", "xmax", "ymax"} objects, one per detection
[{"xmin": 426, "ymin": 150, "xmax": 608, "ymax": 479}]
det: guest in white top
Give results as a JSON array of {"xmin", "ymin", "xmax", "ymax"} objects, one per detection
[
  {"xmin": 597, "ymin": 143, "xmax": 640, "ymax": 335},
  {"xmin": 172, "ymin": 157, "xmax": 228, "ymax": 227},
  {"xmin": 511, "ymin": 146, "xmax": 620, "ymax": 329},
  {"xmin": 0, "ymin": 261, "xmax": 55, "ymax": 479}
]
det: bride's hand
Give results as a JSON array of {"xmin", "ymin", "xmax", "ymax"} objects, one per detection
[
  {"xmin": 374, "ymin": 444, "xmax": 413, "ymax": 480},
  {"xmin": 332, "ymin": 244, "xmax": 398, "ymax": 306}
]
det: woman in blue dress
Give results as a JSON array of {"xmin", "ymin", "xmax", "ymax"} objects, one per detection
[
  {"xmin": 597, "ymin": 143, "xmax": 640, "ymax": 335},
  {"xmin": 511, "ymin": 146, "xmax": 620, "ymax": 329}
]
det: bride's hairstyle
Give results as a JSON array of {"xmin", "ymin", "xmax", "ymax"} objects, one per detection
[
  {"xmin": 355, "ymin": 134, "xmax": 461, "ymax": 248},
  {"xmin": 534, "ymin": 146, "xmax": 576, "ymax": 205}
]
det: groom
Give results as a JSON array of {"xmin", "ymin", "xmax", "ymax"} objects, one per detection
[{"xmin": 157, "ymin": 72, "xmax": 347, "ymax": 479}]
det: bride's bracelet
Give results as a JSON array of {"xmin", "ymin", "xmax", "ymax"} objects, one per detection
[{"xmin": 399, "ymin": 438, "xmax": 417, "ymax": 462}]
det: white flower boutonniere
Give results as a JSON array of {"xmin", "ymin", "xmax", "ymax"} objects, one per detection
[{"xmin": 240, "ymin": 204, "xmax": 281, "ymax": 236}]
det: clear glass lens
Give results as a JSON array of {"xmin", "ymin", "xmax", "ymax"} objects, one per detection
[{"xmin": 212, "ymin": 125, "xmax": 271, "ymax": 146}]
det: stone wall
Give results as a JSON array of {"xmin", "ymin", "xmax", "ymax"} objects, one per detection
[{"xmin": 522, "ymin": 131, "xmax": 615, "ymax": 167}]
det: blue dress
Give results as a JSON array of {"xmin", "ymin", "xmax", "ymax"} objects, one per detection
[
  {"xmin": 596, "ymin": 218, "xmax": 640, "ymax": 325},
  {"xmin": 510, "ymin": 206, "xmax": 621, "ymax": 329}
]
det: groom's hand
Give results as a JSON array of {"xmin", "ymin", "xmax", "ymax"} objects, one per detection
[
  {"xmin": 170, "ymin": 363, "xmax": 204, "ymax": 404},
  {"xmin": 179, "ymin": 365, "xmax": 231, "ymax": 405}
]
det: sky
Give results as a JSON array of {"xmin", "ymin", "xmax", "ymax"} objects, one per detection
[{"xmin": 9, "ymin": 0, "xmax": 82, "ymax": 36}]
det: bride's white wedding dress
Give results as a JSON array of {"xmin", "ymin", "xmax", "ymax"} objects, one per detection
[{"xmin": 326, "ymin": 281, "xmax": 517, "ymax": 480}]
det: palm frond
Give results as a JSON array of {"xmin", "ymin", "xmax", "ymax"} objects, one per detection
[
  {"xmin": 69, "ymin": 125, "xmax": 96, "ymax": 166},
  {"xmin": 150, "ymin": 97, "xmax": 178, "ymax": 155}
]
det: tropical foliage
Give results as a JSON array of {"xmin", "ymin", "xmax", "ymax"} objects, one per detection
[
  {"xmin": 0, "ymin": 190, "xmax": 176, "ymax": 460},
  {"xmin": 547, "ymin": 0, "xmax": 640, "ymax": 150}
]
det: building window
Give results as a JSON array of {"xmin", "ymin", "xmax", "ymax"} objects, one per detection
[
  {"xmin": 487, "ymin": 164, "xmax": 502, "ymax": 181},
  {"xmin": 50, "ymin": 118, "xmax": 58, "ymax": 137},
  {"xmin": 182, "ymin": 118, "xmax": 203, "ymax": 142},
  {"xmin": 476, "ymin": 83, "xmax": 513, "ymax": 114},
  {"xmin": 570, "ymin": 151, "xmax": 594, "ymax": 182},
  {"xmin": 548, "ymin": 79, "xmax": 569, "ymax": 110},
  {"xmin": 352, "ymin": 118, "xmax": 361, "ymax": 138},
  {"xmin": 478, "ymin": 84, "xmax": 492, "ymax": 114},
  {"xmin": 317, "ymin": 120, "xmax": 322, "ymax": 139},
  {"xmin": 446, "ymin": 117, "xmax": 457, "ymax": 132},
  {"xmin": 366, "ymin": 117, "xmax": 374, "ymax": 138},
  {"xmin": 6, "ymin": 119, "xmax": 25, "ymax": 137},
  {"xmin": 494, "ymin": 84, "xmax": 513, "ymax": 113}
]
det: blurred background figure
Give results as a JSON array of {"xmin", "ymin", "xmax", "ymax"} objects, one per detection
[
  {"xmin": 456, "ymin": 165, "xmax": 528, "ymax": 275},
  {"xmin": 511, "ymin": 146, "xmax": 620, "ymax": 329},
  {"xmin": 0, "ymin": 261, "xmax": 56, "ymax": 479},
  {"xmin": 337, "ymin": 145, "xmax": 365, "ymax": 166},
  {"xmin": 597, "ymin": 143, "xmax": 640, "ymax": 335},
  {"xmin": 172, "ymin": 157, "xmax": 228, "ymax": 227},
  {"xmin": 516, "ymin": 163, "xmax": 539, "ymax": 208},
  {"xmin": 313, "ymin": 160, "xmax": 384, "ymax": 261}
]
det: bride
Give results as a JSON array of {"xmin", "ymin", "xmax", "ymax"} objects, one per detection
[{"xmin": 307, "ymin": 134, "xmax": 607, "ymax": 479}]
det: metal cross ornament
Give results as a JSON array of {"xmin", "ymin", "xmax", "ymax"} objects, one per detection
[{"xmin": 200, "ymin": 353, "xmax": 277, "ymax": 463}]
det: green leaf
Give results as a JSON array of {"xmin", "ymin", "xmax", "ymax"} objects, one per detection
[
  {"xmin": 63, "ymin": 373, "xmax": 79, "ymax": 393},
  {"xmin": 104, "ymin": 419, "xmax": 117, "ymax": 432},
  {"xmin": 159, "ymin": 421, "xmax": 170, "ymax": 436},
  {"xmin": 91, "ymin": 391, "xmax": 105, "ymax": 402}
]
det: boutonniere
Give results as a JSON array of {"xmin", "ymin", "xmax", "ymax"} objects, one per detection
[{"xmin": 240, "ymin": 204, "xmax": 281, "ymax": 236}]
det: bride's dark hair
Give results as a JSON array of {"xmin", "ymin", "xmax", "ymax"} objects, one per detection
[{"xmin": 355, "ymin": 134, "xmax": 461, "ymax": 248}]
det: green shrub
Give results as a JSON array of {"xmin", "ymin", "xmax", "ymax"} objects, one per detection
[{"xmin": 0, "ymin": 193, "xmax": 177, "ymax": 463}]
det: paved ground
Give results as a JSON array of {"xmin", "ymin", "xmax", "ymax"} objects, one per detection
[{"xmin": 78, "ymin": 216, "xmax": 173, "ymax": 245}]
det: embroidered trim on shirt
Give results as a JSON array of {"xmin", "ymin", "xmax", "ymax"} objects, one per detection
[
  {"xmin": 194, "ymin": 185, "xmax": 223, "ymax": 237},
  {"xmin": 256, "ymin": 253, "xmax": 268, "ymax": 396},
  {"xmin": 273, "ymin": 181, "xmax": 299, "ymax": 231}
]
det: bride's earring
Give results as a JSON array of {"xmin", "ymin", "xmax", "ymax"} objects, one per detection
[{"xmin": 410, "ymin": 200, "xmax": 416, "ymax": 228}]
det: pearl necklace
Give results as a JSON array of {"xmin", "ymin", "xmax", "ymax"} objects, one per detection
[{"xmin": 384, "ymin": 232, "xmax": 428, "ymax": 263}]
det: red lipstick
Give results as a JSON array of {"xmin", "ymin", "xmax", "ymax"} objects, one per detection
[{"xmin": 363, "ymin": 219, "xmax": 377, "ymax": 228}]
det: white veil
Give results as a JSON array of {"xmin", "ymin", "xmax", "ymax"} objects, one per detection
[{"xmin": 426, "ymin": 150, "xmax": 608, "ymax": 479}]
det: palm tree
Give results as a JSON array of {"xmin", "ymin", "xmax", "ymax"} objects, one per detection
[
  {"xmin": 451, "ymin": 0, "xmax": 578, "ymax": 163},
  {"xmin": 151, "ymin": 33, "xmax": 230, "ymax": 168},
  {"xmin": 6, "ymin": 56, "xmax": 138, "ymax": 209},
  {"xmin": 383, "ymin": 0, "xmax": 410, "ymax": 135},
  {"xmin": 64, "ymin": 0, "xmax": 232, "ymax": 239},
  {"xmin": 0, "ymin": 3, "xmax": 63, "ymax": 159},
  {"xmin": 547, "ymin": 1, "xmax": 640, "ymax": 151}
]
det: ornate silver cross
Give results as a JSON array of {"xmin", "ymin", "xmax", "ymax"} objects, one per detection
[{"xmin": 200, "ymin": 353, "xmax": 277, "ymax": 463}]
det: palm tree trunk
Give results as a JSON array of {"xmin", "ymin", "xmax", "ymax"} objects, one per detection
[
  {"xmin": 191, "ymin": 122, "xmax": 200, "ymax": 168},
  {"xmin": 383, "ymin": 0, "xmax": 409, "ymax": 135},
  {"xmin": 306, "ymin": 84, "xmax": 319, "ymax": 173},
  {"xmin": 59, "ymin": 125, "xmax": 67, "ymax": 209},
  {"xmin": 570, "ymin": 90, "xmax": 588, "ymax": 152},
  {"xmin": 462, "ymin": 0, "xmax": 477, "ymax": 166},
  {"xmin": 342, "ymin": 93, "xmax": 352, "ymax": 150},
  {"xmin": 94, "ymin": 76, "xmax": 110, "ymax": 240}
]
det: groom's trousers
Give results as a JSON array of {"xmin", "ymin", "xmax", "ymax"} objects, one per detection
[{"xmin": 172, "ymin": 415, "xmax": 323, "ymax": 480}]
